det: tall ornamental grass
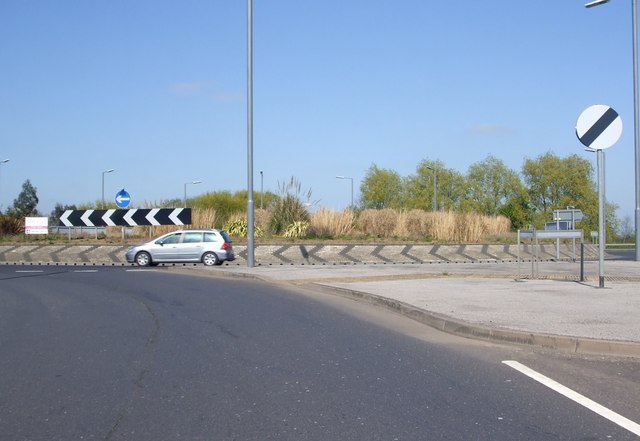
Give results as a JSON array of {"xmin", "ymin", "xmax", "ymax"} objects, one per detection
[{"xmin": 309, "ymin": 208, "xmax": 356, "ymax": 238}]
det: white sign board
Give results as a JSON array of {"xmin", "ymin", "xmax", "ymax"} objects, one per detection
[{"xmin": 25, "ymin": 217, "xmax": 49, "ymax": 235}]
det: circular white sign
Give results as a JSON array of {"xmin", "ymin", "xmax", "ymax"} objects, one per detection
[{"xmin": 575, "ymin": 104, "xmax": 622, "ymax": 150}]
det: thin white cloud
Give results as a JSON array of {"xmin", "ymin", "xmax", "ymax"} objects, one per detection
[
  {"xmin": 170, "ymin": 81, "xmax": 241, "ymax": 103},
  {"xmin": 466, "ymin": 124, "xmax": 515, "ymax": 136},
  {"xmin": 170, "ymin": 82, "xmax": 203, "ymax": 96}
]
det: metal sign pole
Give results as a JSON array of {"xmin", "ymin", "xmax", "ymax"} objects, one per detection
[{"xmin": 597, "ymin": 149, "xmax": 606, "ymax": 288}]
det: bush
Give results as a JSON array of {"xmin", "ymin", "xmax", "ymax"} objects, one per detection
[
  {"xmin": 268, "ymin": 177, "xmax": 311, "ymax": 235},
  {"xmin": 0, "ymin": 215, "xmax": 23, "ymax": 235},
  {"xmin": 282, "ymin": 221, "xmax": 309, "ymax": 239},
  {"xmin": 223, "ymin": 215, "xmax": 263, "ymax": 238}
]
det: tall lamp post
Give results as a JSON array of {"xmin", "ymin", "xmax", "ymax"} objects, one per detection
[
  {"xmin": 426, "ymin": 165, "xmax": 437, "ymax": 212},
  {"xmin": 585, "ymin": 0, "xmax": 640, "ymax": 260},
  {"xmin": 101, "ymin": 169, "xmax": 114, "ymax": 209},
  {"xmin": 336, "ymin": 175, "xmax": 354, "ymax": 207},
  {"xmin": 183, "ymin": 180, "xmax": 202, "ymax": 207},
  {"xmin": 260, "ymin": 171, "xmax": 264, "ymax": 209},
  {"xmin": 0, "ymin": 159, "xmax": 9, "ymax": 209},
  {"xmin": 246, "ymin": 0, "xmax": 255, "ymax": 267}
]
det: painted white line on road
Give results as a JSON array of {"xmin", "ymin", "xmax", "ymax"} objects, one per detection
[
  {"xmin": 74, "ymin": 270, "xmax": 98, "ymax": 273},
  {"xmin": 15, "ymin": 270, "xmax": 44, "ymax": 273},
  {"xmin": 503, "ymin": 360, "xmax": 640, "ymax": 437}
]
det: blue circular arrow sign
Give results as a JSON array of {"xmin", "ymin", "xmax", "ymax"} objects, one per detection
[{"xmin": 115, "ymin": 189, "xmax": 131, "ymax": 208}]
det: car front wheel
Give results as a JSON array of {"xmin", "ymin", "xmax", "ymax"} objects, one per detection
[
  {"xmin": 135, "ymin": 251, "xmax": 152, "ymax": 267},
  {"xmin": 202, "ymin": 252, "xmax": 219, "ymax": 266}
]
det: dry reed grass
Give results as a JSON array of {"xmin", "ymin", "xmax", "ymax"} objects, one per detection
[
  {"xmin": 119, "ymin": 206, "xmax": 511, "ymax": 243},
  {"xmin": 309, "ymin": 208, "xmax": 356, "ymax": 237}
]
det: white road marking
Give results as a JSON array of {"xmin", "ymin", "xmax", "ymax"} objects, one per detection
[
  {"xmin": 503, "ymin": 360, "xmax": 640, "ymax": 437},
  {"xmin": 15, "ymin": 270, "xmax": 44, "ymax": 273},
  {"xmin": 73, "ymin": 270, "xmax": 98, "ymax": 273}
]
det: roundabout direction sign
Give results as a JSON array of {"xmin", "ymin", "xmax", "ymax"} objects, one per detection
[
  {"xmin": 115, "ymin": 189, "xmax": 131, "ymax": 209},
  {"xmin": 576, "ymin": 105, "xmax": 622, "ymax": 288}
]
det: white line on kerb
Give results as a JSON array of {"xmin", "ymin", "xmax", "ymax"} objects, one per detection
[{"xmin": 503, "ymin": 360, "xmax": 640, "ymax": 437}]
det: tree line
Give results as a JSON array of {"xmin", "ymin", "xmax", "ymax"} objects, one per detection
[
  {"xmin": 0, "ymin": 152, "xmax": 632, "ymax": 242},
  {"xmin": 359, "ymin": 152, "xmax": 622, "ymax": 240}
]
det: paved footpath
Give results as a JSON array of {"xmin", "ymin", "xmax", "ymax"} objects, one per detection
[{"xmin": 207, "ymin": 260, "xmax": 640, "ymax": 358}]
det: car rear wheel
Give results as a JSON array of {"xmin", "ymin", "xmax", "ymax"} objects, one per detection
[
  {"xmin": 135, "ymin": 251, "xmax": 152, "ymax": 267},
  {"xmin": 202, "ymin": 252, "xmax": 219, "ymax": 266}
]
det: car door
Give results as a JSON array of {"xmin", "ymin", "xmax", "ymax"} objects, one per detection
[
  {"xmin": 150, "ymin": 232, "xmax": 182, "ymax": 261},
  {"xmin": 177, "ymin": 231, "xmax": 204, "ymax": 261}
]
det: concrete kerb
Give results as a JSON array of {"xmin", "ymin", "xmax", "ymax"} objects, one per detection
[
  {"xmin": 210, "ymin": 268, "xmax": 640, "ymax": 359},
  {"xmin": 315, "ymin": 283, "xmax": 640, "ymax": 358}
]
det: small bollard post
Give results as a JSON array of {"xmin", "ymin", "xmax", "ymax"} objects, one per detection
[{"xmin": 580, "ymin": 242, "xmax": 585, "ymax": 282}]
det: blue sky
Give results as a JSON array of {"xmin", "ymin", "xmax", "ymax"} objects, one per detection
[{"xmin": 0, "ymin": 1, "xmax": 636, "ymax": 222}]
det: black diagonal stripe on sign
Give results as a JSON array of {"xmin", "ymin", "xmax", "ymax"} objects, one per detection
[
  {"xmin": 579, "ymin": 107, "xmax": 619, "ymax": 147},
  {"xmin": 89, "ymin": 210, "xmax": 108, "ymax": 226},
  {"xmin": 110, "ymin": 210, "xmax": 127, "ymax": 226},
  {"xmin": 132, "ymin": 209, "xmax": 152, "ymax": 225}
]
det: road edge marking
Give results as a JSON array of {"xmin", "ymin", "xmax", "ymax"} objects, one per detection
[{"xmin": 502, "ymin": 360, "xmax": 640, "ymax": 436}]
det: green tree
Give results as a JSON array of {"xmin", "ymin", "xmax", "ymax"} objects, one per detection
[
  {"xmin": 50, "ymin": 203, "xmax": 78, "ymax": 226},
  {"xmin": 464, "ymin": 155, "xmax": 523, "ymax": 216},
  {"xmin": 6, "ymin": 179, "xmax": 39, "ymax": 218},
  {"xmin": 403, "ymin": 160, "xmax": 465, "ymax": 211},
  {"xmin": 522, "ymin": 152, "xmax": 597, "ymax": 228},
  {"xmin": 359, "ymin": 164, "xmax": 404, "ymax": 209}
]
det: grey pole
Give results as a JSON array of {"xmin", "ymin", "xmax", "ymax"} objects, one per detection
[
  {"xmin": 246, "ymin": 0, "xmax": 255, "ymax": 267},
  {"xmin": 426, "ymin": 165, "xmax": 437, "ymax": 211},
  {"xmin": 586, "ymin": 0, "xmax": 640, "ymax": 260},
  {"xmin": 633, "ymin": 0, "xmax": 640, "ymax": 260},
  {"xmin": 336, "ymin": 176, "xmax": 354, "ymax": 207},
  {"xmin": 260, "ymin": 170, "xmax": 263, "ymax": 209},
  {"xmin": 183, "ymin": 180, "xmax": 202, "ymax": 207},
  {"xmin": 433, "ymin": 166, "xmax": 437, "ymax": 211},
  {"xmin": 598, "ymin": 149, "xmax": 606, "ymax": 288},
  {"xmin": 350, "ymin": 177, "xmax": 354, "ymax": 207},
  {"xmin": 102, "ymin": 169, "xmax": 114, "ymax": 209},
  {"xmin": 0, "ymin": 159, "xmax": 9, "ymax": 209}
]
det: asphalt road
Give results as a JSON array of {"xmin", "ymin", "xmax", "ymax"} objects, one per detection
[{"xmin": 0, "ymin": 266, "xmax": 638, "ymax": 440}]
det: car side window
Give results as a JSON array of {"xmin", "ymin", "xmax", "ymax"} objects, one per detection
[
  {"xmin": 159, "ymin": 233, "xmax": 181, "ymax": 245},
  {"xmin": 183, "ymin": 232, "xmax": 203, "ymax": 243},
  {"xmin": 204, "ymin": 232, "xmax": 217, "ymax": 242}
]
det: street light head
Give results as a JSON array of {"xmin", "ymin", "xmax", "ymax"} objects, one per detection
[
  {"xmin": 192, "ymin": 180, "xmax": 202, "ymax": 185},
  {"xmin": 585, "ymin": 0, "xmax": 610, "ymax": 8},
  {"xmin": 104, "ymin": 168, "xmax": 115, "ymax": 174},
  {"xmin": 1, "ymin": 159, "xmax": 9, "ymax": 164}
]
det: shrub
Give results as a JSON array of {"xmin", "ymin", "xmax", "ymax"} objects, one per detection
[
  {"xmin": 0, "ymin": 215, "xmax": 23, "ymax": 235},
  {"xmin": 223, "ymin": 215, "xmax": 263, "ymax": 238},
  {"xmin": 283, "ymin": 221, "xmax": 309, "ymax": 239},
  {"xmin": 268, "ymin": 177, "xmax": 312, "ymax": 235}
]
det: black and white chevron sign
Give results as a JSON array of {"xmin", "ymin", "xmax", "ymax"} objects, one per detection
[{"xmin": 60, "ymin": 208, "xmax": 192, "ymax": 227}]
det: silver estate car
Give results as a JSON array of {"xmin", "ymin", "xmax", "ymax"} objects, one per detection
[{"xmin": 126, "ymin": 229, "xmax": 235, "ymax": 266}]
